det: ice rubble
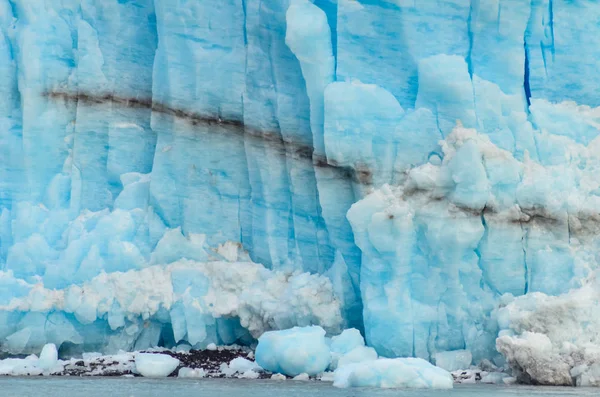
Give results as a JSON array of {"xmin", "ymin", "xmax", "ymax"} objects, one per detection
[
  {"xmin": 0, "ymin": 258, "xmax": 342, "ymax": 354},
  {"xmin": 256, "ymin": 326, "xmax": 453, "ymax": 389},
  {"xmin": 496, "ymin": 273, "xmax": 600, "ymax": 386},
  {"xmin": 333, "ymin": 358, "xmax": 453, "ymax": 389}
]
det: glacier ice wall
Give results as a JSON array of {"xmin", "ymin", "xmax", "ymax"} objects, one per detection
[{"xmin": 1, "ymin": 0, "xmax": 600, "ymax": 361}]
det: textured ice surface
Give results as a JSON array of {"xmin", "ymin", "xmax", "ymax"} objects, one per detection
[
  {"xmin": 0, "ymin": 259, "xmax": 342, "ymax": 354},
  {"xmin": 1, "ymin": 0, "xmax": 600, "ymax": 366},
  {"xmin": 496, "ymin": 274, "xmax": 600, "ymax": 386},
  {"xmin": 333, "ymin": 358, "xmax": 454, "ymax": 389},
  {"xmin": 435, "ymin": 350, "xmax": 473, "ymax": 373},
  {"xmin": 255, "ymin": 326, "xmax": 331, "ymax": 377},
  {"xmin": 256, "ymin": 325, "xmax": 452, "ymax": 389},
  {"xmin": 348, "ymin": 124, "xmax": 600, "ymax": 364}
]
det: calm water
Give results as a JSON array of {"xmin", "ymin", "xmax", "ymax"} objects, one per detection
[{"xmin": 0, "ymin": 378, "xmax": 596, "ymax": 397}]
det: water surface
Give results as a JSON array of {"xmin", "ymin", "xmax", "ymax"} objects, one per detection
[{"xmin": 1, "ymin": 377, "xmax": 595, "ymax": 397}]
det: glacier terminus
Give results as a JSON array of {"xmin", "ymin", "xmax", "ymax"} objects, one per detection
[{"xmin": 1, "ymin": 0, "xmax": 600, "ymax": 387}]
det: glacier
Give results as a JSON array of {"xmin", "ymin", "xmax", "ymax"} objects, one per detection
[{"xmin": 1, "ymin": 0, "xmax": 600, "ymax": 375}]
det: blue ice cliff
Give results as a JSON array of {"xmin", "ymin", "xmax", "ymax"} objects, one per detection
[{"xmin": 1, "ymin": 0, "xmax": 600, "ymax": 374}]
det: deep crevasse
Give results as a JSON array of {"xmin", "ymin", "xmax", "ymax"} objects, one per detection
[{"xmin": 0, "ymin": 0, "xmax": 599, "ymax": 364}]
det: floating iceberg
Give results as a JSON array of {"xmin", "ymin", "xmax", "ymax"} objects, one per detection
[
  {"xmin": 255, "ymin": 326, "xmax": 331, "ymax": 377},
  {"xmin": 333, "ymin": 358, "xmax": 453, "ymax": 389},
  {"xmin": 256, "ymin": 325, "xmax": 453, "ymax": 389}
]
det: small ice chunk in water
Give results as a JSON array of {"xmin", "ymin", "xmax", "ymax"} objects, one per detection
[
  {"xmin": 239, "ymin": 370, "xmax": 260, "ymax": 379},
  {"xmin": 178, "ymin": 367, "xmax": 206, "ymax": 378},
  {"xmin": 228, "ymin": 357, "xmax": 261, "ymax": 373}
]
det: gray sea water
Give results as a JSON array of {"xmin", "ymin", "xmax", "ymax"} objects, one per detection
[{"xmin": 0, "ymin": 378, "xmax": 596, "ymax": 397}]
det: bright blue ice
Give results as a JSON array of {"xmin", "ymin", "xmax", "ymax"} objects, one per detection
[
  {"xmin": 0, "ymin": 0, "xmax": 599, "ymax": 367},
  {"xmin": 256, "ymin": 326, "xmax": 331, "ymax": 377}
]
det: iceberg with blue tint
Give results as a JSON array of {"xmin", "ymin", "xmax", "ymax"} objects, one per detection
[
  {"xmin": 1, "ymin": 0, "xmax": 600, "ymax": 373},
  {"xmin": 333, "ymin": 358, "xmax": 453, "ymax": 389},
  {"xmin": 255, "ymin": 326, "xmax": 331, "ymax": 377}
]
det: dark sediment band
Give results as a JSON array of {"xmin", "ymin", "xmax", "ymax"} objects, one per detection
[{"xmin": 43, "ymin": 90, "xmax": 373, "ymax": 185}]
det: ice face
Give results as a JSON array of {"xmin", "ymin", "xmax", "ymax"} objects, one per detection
[
  {"xmin": 1, "ymin": 0, "xmax": 600, "ymax": 364},
  {"xmin": 347, "ymin": 125, "xmax": 600, "ymax": 363}
]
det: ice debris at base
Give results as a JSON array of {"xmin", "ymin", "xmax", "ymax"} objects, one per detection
[
  {"xmin": 0, "ymin": 259, "xmax": 342, "ymax": 354},
  {"xmin": 256, "ymin": 326, "xmax": 452, "ymax": 389},
  {"xmin": 256, "ymin": 326, "xmax": 331, "ymax": 377},
  {"xmin": 228, "ymin": 357, "xmax": 261, "ymax": 373},
  {"xmin": 0, "ymin": 343, "xmax": 136, "ymax": 376},
  {"xmin": 0, "ymin": 343, "xmax": 59, "ymax": 376},
  {"xmin": 0, "ymin": 343, "xmax": 263, "ymax": 378},
  {"xmin": 496, "ymin": 273, "xmax": 600, "ymax": 386},
  {"xmin": 135, "ymin": 353, "xmax": 180, "ymax": 377},
  {"xmin": 0, "ymin": 334, "xmax": 510, "ymax": 387},
  {"xmin": 1, "ymin": 0, "xmax": 600, "ymax": 372},
  {"xmin": 293, "ymin": 373, "xmax": 310, "ymax": 381},
  {"xmin": 333, "ymin": 358, "xmax": 454, "ymax": 389}
]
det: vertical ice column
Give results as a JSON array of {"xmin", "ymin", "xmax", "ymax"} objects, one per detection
[
  {"xmin": 243, "ymin": 0, "xmax": 335, "ymax": 274},
  {"xmin": 467, "ymin": 1, "xmax": 538, "ymax": 158},
  {"xmin": 416, "ymin": 55, "xmax": 477, "ymax": 137},
  {"xmin": 150, "ymin": 0, "xmax": 250, "ymax": 251},
  {"xmin": 285, "ymin": 0, "xmax": 335, "ymax": 156},
  {"xmin": 469, "ymin": 0, "xmax": 532, "ymax": 96},
  {"xmin": 243, "ymin": 0, "xmax": 300, "ymax": 270},
  {"xmin": 12, "ymin": 1, "xmax": 79, "ymax": 204},
  {"xmin": 0, "ymin": 0, "xmax": 25, "ymax": 211},
  {"xmin": 347, "ymin": 189, "xmax": 417, "ymax": 358},
  {"xmin": 336, "ymin": 0, "xmax": 470, "ymax": 109},
  {"xmin": 71, "ymin": 0, "xmax": 158, "ymax": 213},
  {"xmin": 477, "ymin": 152, "xmax": 526, "ymax": 297},
  {"xmin": 323, "ymin": 82, "xmax": 404, "ymax": 187},
  {"xmin": 517, "ymin": 161, "xmax": 573, "ymax": 296},
  {"xmin": 285, "ymin": 0, "xmax": 364, "ymax": 328},
  {"xmin": 348, "ymin": 135, "xmax": 500, "ymax": 362},
  {"xmin": 526, "ymin": 0, "xmax": 600, "ymax": 106}
]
